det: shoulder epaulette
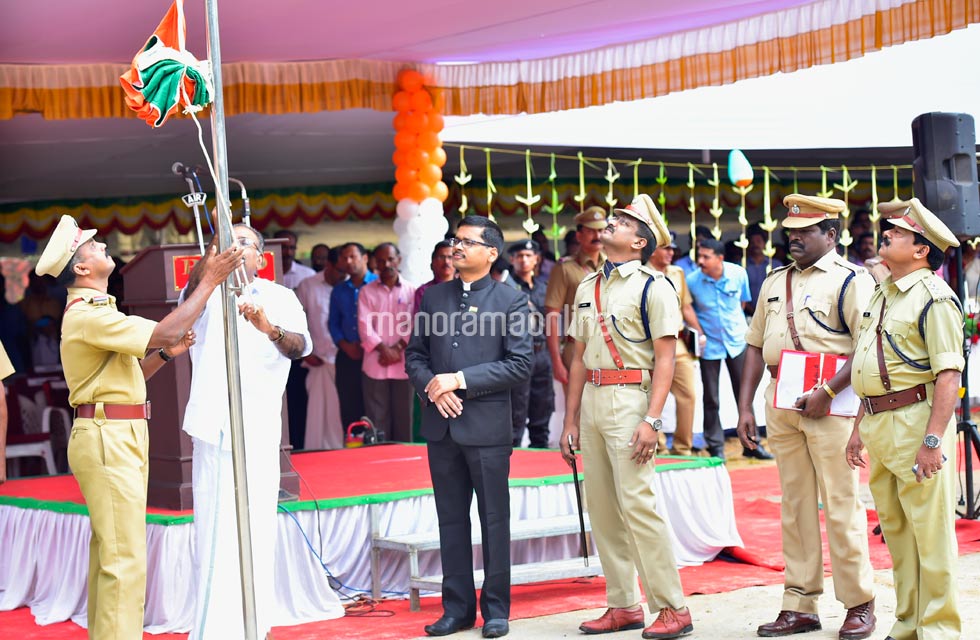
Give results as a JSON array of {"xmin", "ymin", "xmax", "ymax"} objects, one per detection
[
  {"xmin": 916, "ymin": 275, "xmax": 962, "ymax": 338},
  {"xmin": 581, "ymin": 270, "xmax": 601, "ymax": 283},
  {"xmin": 636, "ymin": 264, "xmax": 664, "ymax": 279},
  {"xmin": 765, "ymin": 263, "xmax": 793, "ymax": 279}
]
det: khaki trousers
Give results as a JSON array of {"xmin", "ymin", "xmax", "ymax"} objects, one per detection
[
  {"xmin": 669, "ymin": 346, "xmax": 696, "ymax": 455},
  {"xmin": 581, "ymin": 383, "xmax": 685, "ymax": 612},
  {"xmin": 860, "ymin": 406, "xmax": 960, "ymax": 640},
  {"xmin": 763, "ymin": 382, "xmax": 875, "ymax": 613},
  {"xmin": 67, "ymin": 414, "xmax": 149, "ymax": 640}
]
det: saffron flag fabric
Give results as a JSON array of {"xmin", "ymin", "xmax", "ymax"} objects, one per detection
[{"xmin": 119, "ymin": 0, "xmax": 212, "ymax": 127}]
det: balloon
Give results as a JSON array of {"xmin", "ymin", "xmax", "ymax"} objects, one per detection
[
  {"xmin": 394, "ymin": 166, "xmax": 418, "ymax": 184},
  {"xmin": 393, "ymin": 130, "xmax": 417, "ymax": 150},
  {"xmin": 396, "ymin": 198, "xmax": 420, "ymax": 220},
  {"xmin": 392, "ymin": 182, "xmax": 411, "ymax": 202},
  {"xmin": 392, "ymin": 112, "xmax": 410, "ymax": 131},
  {"xmin": 406, "ymin": 211, "xmax": 430, "ymax": 237},
  {"xmin": 408, "ymin": 148, "xmax": 431, "ymax": 170},
  {"xmin": 427, "ymin": 112, "xmax": 445, "ymax": 133},
  {"xmin": 409, "ymin": 90, "xmax": 432, "ymax": 112},
  {"xmin": 397, "ymin": 69, "xmax": 424, "ymax": 92},
  {"xmin": 727, "ymin": 149, "xmax": 754, "ymax": 188},
  {"xmin": 392, "ymin": 91, "xmax": 412, "ymax": 112},
  {"xmin": 419, "ymin": 163, "xmax": 443, "ymax": 186},
  {"xmin": 404, "ymin": 111, "xmax": 428, "ymax": 133},
  {"xmin": 418, "ymin": 197, "xmax": 443, "ymax": 218},
  {"xmin": 408, "ymin": 181, "xmax": 431, "ymax": 202},
  {"xmin": 430, "ymin": 147, "xmax": 447, "ymax": 168},
  {"xmin": 393, "ymin": 216, "xmax": 410, "ymax": 236},
  {"xmin": 392, "ymin": 149, "xmax": 413, "ymax": 167},
  {"xmin": 417, "ymin": 130, "xmax": 441, "ymax": 151},
  {"xmin": 431, "ymin": 180, "xmax": 449, "ymax": 203},
  {"xmin": 430, "ymin": 213, "xmax": 449, "ymax": 237}
]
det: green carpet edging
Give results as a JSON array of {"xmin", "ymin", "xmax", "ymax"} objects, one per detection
[{"xmin": 0, "ymin": 455, "xmax": 723, "ymax": 525}]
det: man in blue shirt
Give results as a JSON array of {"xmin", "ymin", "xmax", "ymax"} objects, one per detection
[
  {"xmin": 687, "ymin": 238, "xmax": 772, "ymax": 460},
  {"xmin": 675, "ymin": 225, "xmax": 712, "ymax": 275},
  {"xmin": 328, "ymin": 242, "xmax": 378, "ymax": 430},
  {"xmin": 744, "ymin": 224, "xmax": 784, "ymax": 316}
]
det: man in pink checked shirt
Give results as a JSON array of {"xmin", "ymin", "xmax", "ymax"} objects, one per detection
[{"xmin": 358, "ymin": 242, "xmax": 417, "ymax": 442}]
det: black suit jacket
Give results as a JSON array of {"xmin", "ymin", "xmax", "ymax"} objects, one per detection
[{"xmin": 405, "ymin": 274, "xmax": 533, "ymax": 446}]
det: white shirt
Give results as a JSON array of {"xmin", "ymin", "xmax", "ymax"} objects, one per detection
[
  {"xmin": 295, "ymin": 272, "xmax": 338, "ymax": 364},
  {"xmin": 282, "ymin": 262, "xmax": 316, "ymax": 290},
  {"xmin": 182, "ymin": 278, "xmax": 312, "ymax": 448}
]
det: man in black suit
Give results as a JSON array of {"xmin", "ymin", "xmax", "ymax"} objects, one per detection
[{"xmin": 405, "ymin": 216, "xmax": 533, "ymax": 639}]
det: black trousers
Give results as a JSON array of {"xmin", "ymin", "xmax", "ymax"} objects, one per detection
[
  {"xmin": 699, "ymin": 347, "xmax": 747, "ymax": 457},
  {"xmin": 510, "ymin": 348, "xmax": 555, "ymax": 448},
  {"xmin": 427, "ymin": 437, "xmax": 512, "ymax": 622},
  {"xmin": 286, "ymin": 360, "xmax": 308, "ymax": 450},
  {"xmin": 334, "ymin": 350, "xmax": 365, "ymax": 430}
]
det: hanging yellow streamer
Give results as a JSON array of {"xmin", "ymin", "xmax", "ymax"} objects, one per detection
[
  {"xmin": 708, "ymin": 163, "xmax": 723, "ymax": 242},
  {"xmin": 761, "ymin": 167, "xmax": 779, "ymax": 273},
  {"xmin": 454, "ymin": 145, "xmax": 471, "ymax": 217},
  {"xmin": 604, "ymin": 158, "xmax": 620, "ymax": 210},
  {"xmin": 543, "ymin": 153, "xmax": 566, "ymax": 251},
  {"xmin": 834, "ymin": 165, "xmax": 858, "ymax": 257},
  {"xmin": 515, "ymin": 149, "xmax": 541, "ymax": 234},
  {"xmin": 484, "ymin": 148, "xmax": 497, "ymax": 221}
]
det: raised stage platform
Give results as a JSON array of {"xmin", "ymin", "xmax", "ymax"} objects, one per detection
[{"xmin": 0, "ymin": 444, "xmax": 741, "ymax": 634}]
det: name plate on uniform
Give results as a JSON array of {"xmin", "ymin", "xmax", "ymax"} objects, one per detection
[
  {"xmin": 774, "ymin": 349, "xmax": 860, "ymax": 417},
  {"xmin": 171, "ymin": 252, "xmax": 278, "ymax": 292}
]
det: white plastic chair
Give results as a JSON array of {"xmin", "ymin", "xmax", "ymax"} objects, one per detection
[{"xmin": 5, "ymin": 393, "xmax": 59, "ymax": 477}]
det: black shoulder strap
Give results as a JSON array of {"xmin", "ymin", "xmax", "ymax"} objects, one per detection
[
  {"xmin": 918, "ymin": 296, "xmax": 963, "ymax": 339},
  {"xmin": 640, "ymin": 275, "xmax": 657, "ymax": 342},
  {"xmin": 836, "ymin": 270, "xmax": 856, "ymax": 334}
]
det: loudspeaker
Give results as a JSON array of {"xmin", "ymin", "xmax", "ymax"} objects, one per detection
[{"xmin": 911, "ymin": 112, "xmax": 980, "ymax": 236}]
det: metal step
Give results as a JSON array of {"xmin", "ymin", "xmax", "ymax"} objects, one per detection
[
  {"xmin": 373, "ymin": 513, "xmax": 592, "ymax": 552},
  {"xmin": 410, "ymin": 555, "xmax": 603, "ymax": 594}
]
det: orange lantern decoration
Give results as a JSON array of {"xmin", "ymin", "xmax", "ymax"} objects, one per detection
[{"xmin": 391, "ymin": 68, "xmax": 449, "ymax": 204}]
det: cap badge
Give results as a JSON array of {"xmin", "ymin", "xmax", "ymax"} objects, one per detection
[{"xmin": 791, "ymin": 204, "xmax": 800, "ymax": 214}]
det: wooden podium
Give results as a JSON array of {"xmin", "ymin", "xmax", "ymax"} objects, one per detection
[{"xmin": 120, "ymin": 239, "xmax": 299, "ymax": 510}]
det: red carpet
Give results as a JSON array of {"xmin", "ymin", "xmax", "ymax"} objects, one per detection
[{"xmin": 3, "ymin": 447, "xmax": 980, "ymax": 640}]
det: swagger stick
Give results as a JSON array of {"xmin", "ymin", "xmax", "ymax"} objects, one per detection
[{"xmin": 568, "ymin": 434, "xmax": 589, "ymax": 566}]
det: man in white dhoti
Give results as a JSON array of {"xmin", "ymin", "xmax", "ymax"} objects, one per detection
[
  {"xmin": 181, "ymin": 224, "xmax": 338, "ymax": 639},
  {"xmin": 296, "ymin": 246, "xmax": 346, "ymax": 449}
]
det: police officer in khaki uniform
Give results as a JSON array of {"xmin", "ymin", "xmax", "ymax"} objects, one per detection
[
  {"xmin": 0, "ymin": 343, "xmax": 15, "ymax": 485},
  {"xmin": 544, "ymin": 206, "xmax": 606, "ymax": 387},
  {"xmin": 561, "ymin": 194, "xmax": 693, "ymax": 639},
  {"xmin": 846, "ymin": 198, "xmax": 963, "ymax": 640},
  {"xmin": 737, "ymin": 195, "xmax": 877, "ymax": 639},
  {"xmin": 648, "ymin": 231, "xmax": 705, "ymax": 455},
  {"xmin": 35, "ymin": 215, "xmax": 239, "ymax": 640}
]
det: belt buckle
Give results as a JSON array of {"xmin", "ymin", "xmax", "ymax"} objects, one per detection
[
  {"xmin": 862, "ymin": 396, "xmax": 875, "ymax": 416},
  {"xmin": 591, "ymin": 370, "xmax": 601, "ymax": 386},
  {"xmin": 146, "ymin": 401, "xmax": 152, "ymax": 420}
]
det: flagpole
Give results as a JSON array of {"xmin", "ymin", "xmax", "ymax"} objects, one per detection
[{"xmin": 203, "ymin": 1, "xmax": 260, "ymax": 639}]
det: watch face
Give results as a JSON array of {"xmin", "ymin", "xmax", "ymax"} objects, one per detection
[{"xmin": 923, "ymin": 434, "xmax": 941, "ymax": 449}]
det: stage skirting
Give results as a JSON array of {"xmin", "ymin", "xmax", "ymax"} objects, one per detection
[{"xmin": 0, "ymin": 445, "xmax": 741, "ymax": 633}]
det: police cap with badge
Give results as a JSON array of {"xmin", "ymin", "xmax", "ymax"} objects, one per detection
[
  {"xmin": 574, "ymin": 206, "xmax": 608, "ymax": 230},
  {"xmin": 507, "ymin": 239, "xmax": 541, "ymax": 255},
  {"xmin": 614, "ymin": 194, "xmax": 671, "ymax": 247},
  {"xmin": 35, "ymin": 215, "xmax": 98, "ymax": 278},
  {"xmin": 879, "ymin": 197, "xmax": 959, "ymax": 252},
  {"xmin": 781, "ymin": 194, "xmax": 846, "ymax": 228}
]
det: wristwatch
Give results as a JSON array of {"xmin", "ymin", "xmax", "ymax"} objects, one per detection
[
  {"xmin": 923, "ymin": 434, "xmax": 942, "ymax": 449},
  {"xmin": 642, "ymin": 416, "xmax": 663, "ymax": 431}
]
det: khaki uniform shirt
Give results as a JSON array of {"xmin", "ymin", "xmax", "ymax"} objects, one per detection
[
  {"xmin": 0, "ymin": 344, "xmax": 14, "ymax": 380},
  {"xmin": 570, "ymin": 261, "xmax": 681, "ymax": 370},
  {"xmin": 545, "ymin": 251, "xmax": 602, "ymax": 332},
  {"xmin": 661, "ymin": 265, "xmax": 692, "ymax": 355},
  {"xmin": 746, "ymin": 251, "xmax": 875, "ymax": 365},
  {"xmin": 61, "ymin": 287, "xmax": 156, "ymax": 407},
  {"xmin": 851, "ymin": 269, "xmax": 964, "ymax": 397}
]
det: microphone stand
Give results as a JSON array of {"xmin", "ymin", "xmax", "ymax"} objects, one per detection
[
  {"xmin": 953, "ymin": 245, "xmax": 980, "ymax": 520},
  {"xmin": 228, "ymin": 177, "xmax": 250, "ymax": 227}
]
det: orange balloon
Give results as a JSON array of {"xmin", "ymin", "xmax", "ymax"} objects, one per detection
[
  {"xmin": 427, "ymin": 112, "xmax": 445, "ymax": 133},
  {"xmin": 392, "ymin": 91, "xmax": 412, "ymax": 112},
  {"xmin": 409, "ymin": 90, "xmax": 432, "ymax": 112},
  {"xmin": 395, "ymin": 166, "xmax": 418, "ymax": 184},
  {"xmin": 431, "ymin": 181, "xmax": 450, "ymax": 202},
  {"xmin": 419, "ymin": 163, "xmax": 443, "ymax": 186},
  {"xmin": 404, "ymin": 111, "xmax": 428, "ymax": 133},
  {"xmin": 392, "ymin": 112, "xmax": 410, "ymax": 131},
  {"xmin": 393, "ymin": 131, "xmax": 417, "ymax": 150},
  {"xmin": 408, "ymin": 148, "xmax": 430, "ymax": 170},
  {"xmin": 392, "ymin": 149, "xmax": 413, "ymax": 167},
  {"xmin": 430, "ymin": 147, "xmax": 448, "ymax": 168},
  {"xmin": 393, "ymin": 182, "xmax": 411, "ymax": 201},
  {"xmin": 397, "ymin": 69, "xmax": 424, "ymax": 92},
  {"xmin": 408, "ymin": 181, "xmax": 431, "ymax": 202},
  {"xmin": 417, "ymin": 130, "xmax": 441, "ymax": 151}
]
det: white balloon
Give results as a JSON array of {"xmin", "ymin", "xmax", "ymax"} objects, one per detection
[
  {"xmin": 418, "ymin": 197, "xmax": 443, "ymax": 218},
  {"xmin": 393, "ymin": 217, "xmax": 410, "ymax": 237},
  {"xmin": 407, "ymin": 213, "xmax": 429, "ymax": 238},
  {"xmin": 429, "ymin": 215, "xmax": 449, "ymax": 238},
  {"xmin": 396, "ymin": 199, "xmax": 419, "ymax": 220}
]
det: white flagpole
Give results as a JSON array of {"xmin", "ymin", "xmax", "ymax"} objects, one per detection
[{"xmin": 203, "ymin": 1, "xmax": 260, "ymax": 638}]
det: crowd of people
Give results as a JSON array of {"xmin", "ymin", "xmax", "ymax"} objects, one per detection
[{"xmin": 0, "ymin": 193, "xmax": 969, "ymax": 640}]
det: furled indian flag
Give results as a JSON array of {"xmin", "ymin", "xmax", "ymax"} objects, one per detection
[{"xmin": 119, "ymin": 0, "xmax": 213, "ymax": 128}]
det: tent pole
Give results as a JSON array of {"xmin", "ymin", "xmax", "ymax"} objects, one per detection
[{"xmin": 204, "ymin": 1, "xmax": 260, "ymax": 639}]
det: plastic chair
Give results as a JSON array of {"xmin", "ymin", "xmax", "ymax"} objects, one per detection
[{"xmin": 4, "ymin": 378, "xmax": 59, "ymax": 477}]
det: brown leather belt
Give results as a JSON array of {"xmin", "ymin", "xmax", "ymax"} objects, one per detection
[
  {"xmin": 861, "ymin": 384, "xmax": 927, "ymax": 416},
  {"xmin": 588, "ymin": 369, "xmax": 645, "ymax": 386},
  {"xmin": 564, "ymin": 335, "xmax": 576, "ymax": 344},
  {"xmin": 767, "ymin": 365, "xmax": 779, "ymax": 378},
  {"xmin": 76, "ymin": 402, "xmax": 151, "ymax": 420}
]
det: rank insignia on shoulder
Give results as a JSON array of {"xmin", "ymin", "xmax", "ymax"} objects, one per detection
[
  {"xmin": 578, "ymin": 302, "xmax": 591, "ymax": 308},
  {"xmin": 91, "ymin": 295, "xmax": 110, "ymax": 306},
  {"xmin": 767, "ymin": 296, "xmax": 779, "ymax": 302}
]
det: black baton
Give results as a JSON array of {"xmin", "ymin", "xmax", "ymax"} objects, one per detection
[{"xmin": 568, "ymin": 434, "xmax": 589, "ymax": 566}]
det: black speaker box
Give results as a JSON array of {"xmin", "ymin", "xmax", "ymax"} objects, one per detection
[{"xmin": 911, "ymin": 112, "xmax": 980, "ymax": 237}]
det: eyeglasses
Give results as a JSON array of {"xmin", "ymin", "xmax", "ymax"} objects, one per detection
[
  {"xmin": 235, "ymin": 237, "xmax": 258, "ymax": 248},
  {"xmin": 449, "ymin": 237, "xmax": 494, "ymax": 250}
]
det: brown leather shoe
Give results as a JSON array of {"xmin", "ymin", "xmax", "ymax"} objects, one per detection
[
  {"xmin": 642, "ymin": 607, "xmax": 693, "ymax": 639},
  {"xmin": 838, "ymin": 599, "xmax": 876, "ymax": 640},
  {"xmin": 579, "ymin": 607, "xmax": 645, "ymax": 634},
  {"xmin": 757, "ymin": 611, "xmax": 821, "ymax": 637}
]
